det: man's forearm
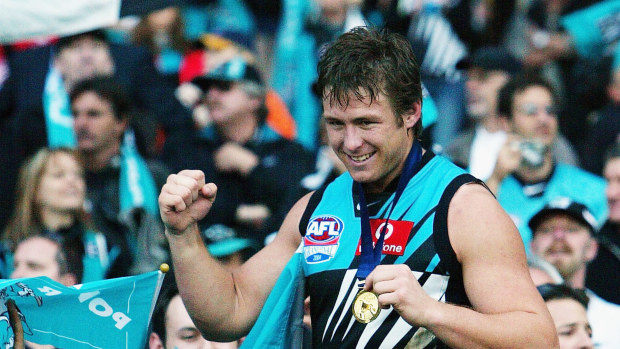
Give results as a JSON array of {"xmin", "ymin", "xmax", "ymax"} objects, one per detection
[
  {"xmin": 166, "ymin": 224, "xmax": 251, "ymax": 340},
  {"xmin": 423, "ymin": 302, "xmax": 558, "ymax": 349}
]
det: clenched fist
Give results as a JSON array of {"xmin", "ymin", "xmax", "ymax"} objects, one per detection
[{"xmin": 158, "ymin": 170, "xmax": 218, "ymax": 235}]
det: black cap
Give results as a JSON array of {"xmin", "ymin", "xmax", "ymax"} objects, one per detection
[
  {"xmin": 56, "ymin": 29, "xmax": 108, "ymax": 52},
  {"xmin": 192, "ymin": 56, "xmax": 263, "ymax": 92},
  {"xmin": 529, "ymin": 198, "xmax": 599, "ymax": 235},
  {"xmin": 456, "ymin": 46, "xmax": 522, "ymax": 75}
]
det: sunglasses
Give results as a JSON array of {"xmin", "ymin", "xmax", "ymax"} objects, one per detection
[
  {"xmin": 518, "ymin": 103, "xmax": 558, "ymax": 116},
  {"xmin": 208, "ymin": 80, "xmax": 233, "ymax": 92}
]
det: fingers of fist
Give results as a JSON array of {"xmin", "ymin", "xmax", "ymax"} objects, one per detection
[{"xmin": 159, "ymin": 171, "xmax": 207, "ymax": 212}]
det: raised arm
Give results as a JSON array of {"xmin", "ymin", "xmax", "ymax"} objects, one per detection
[
  {"xmin": 365, "ymin": 184, "xmax": 558, "ymax": 348},
  {"xmin": 158, "ymin": 169, "xmax": 305, "ymax": 341}
]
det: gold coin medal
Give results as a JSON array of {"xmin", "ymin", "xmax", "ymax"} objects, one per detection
[{"xmin": 352, "ymin": 289, "xmax": 381, "ymax": 323}]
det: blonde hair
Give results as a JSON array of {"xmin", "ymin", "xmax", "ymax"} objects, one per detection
[{"xmin": 3, "ymin": 148, "xmax": 88, "ymax": 248}]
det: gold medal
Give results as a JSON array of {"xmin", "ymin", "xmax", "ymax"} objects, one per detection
[{"xmin": 352, "ymin": 290, "xmax": 381, "ymax": 323}]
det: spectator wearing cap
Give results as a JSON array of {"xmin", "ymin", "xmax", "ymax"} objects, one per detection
[
  {"xmin": 445, "ymin": 46, "xmax": 521, "ymax": 180},
  {"xmin": 486, "ymin": 73, "xmax": 606, "ymax": 248},
  {"xmin": 586, "ymin": 145, "xmax": 620, "ymax": 305},
  {"xmin": 162, "ymin": 56, "xmax": 315, "ymax": 245},
  {"xmin": 201, "ymin": 224, "xmax": 257, "ymax": 270},
  {"xmin": 529, "ymin": 197, "xmax": 620, "ymax": 349}
]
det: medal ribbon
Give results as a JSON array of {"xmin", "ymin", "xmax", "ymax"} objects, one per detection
[{"xmin": 355, "ymin": 141, "xmax": 422, "ymax": 281}]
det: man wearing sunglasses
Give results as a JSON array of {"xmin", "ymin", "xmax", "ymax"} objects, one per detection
[
  {"xmin": 162, "ymin": 56, "xmax": 314, "ymax": 246},
  {"xmin": 486, "ymin": 74, "xmax": 607, "ymax": 250}
]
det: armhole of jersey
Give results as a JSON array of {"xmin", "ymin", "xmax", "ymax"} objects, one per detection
[
  {"xmin": 299, "ymin": 186, "xmax": 328, "ymax": 237},
  {"xmin": 433, "ymin": 174, "xmax": 484, "ymax": 277}
]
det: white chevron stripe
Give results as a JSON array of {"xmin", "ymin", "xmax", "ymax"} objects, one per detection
[
  {"xmin": 331, "ymin": 282, "xmax": 360, "ymax": 341},
  {"xmin": 322, "ymin": 269, "xmax": 358, "ymax": 341},
  {"xmin": 355, "ymin": 307, "xmax": 394, "ymax": 348},
  {"xmin": 378, "ymin": 317, "xmax": 412, "ymax": 349}
]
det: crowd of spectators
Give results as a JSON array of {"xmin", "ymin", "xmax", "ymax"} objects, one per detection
[{"xmin": 1, "ymin": 0, "xmax": 619, "ymax": 348}]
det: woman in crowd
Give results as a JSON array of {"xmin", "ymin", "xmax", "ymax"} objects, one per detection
[{"xmin": 1, "ymin": 147, "xmax": 111, "ymax": 281}]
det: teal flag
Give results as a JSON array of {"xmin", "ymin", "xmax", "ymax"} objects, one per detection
[
  {"xmin": 241, "ymin": 248, "xmax": 305, "ymax": 348},
  {"xmin": 0, "ymin": 271, "xmax": 165, "ymax": 348}
]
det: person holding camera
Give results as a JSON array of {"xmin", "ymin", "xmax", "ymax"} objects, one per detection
[{"xmin": 486, "ymin": 73, "xmax": 607, "ymax": 249}]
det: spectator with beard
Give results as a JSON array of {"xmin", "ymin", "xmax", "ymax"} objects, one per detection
[{"xmin": 529, "ymin": 198, "xmax": 620, "ymax": 349}]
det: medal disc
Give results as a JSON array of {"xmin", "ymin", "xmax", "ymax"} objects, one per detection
[{"xmin": 352, "ymin": 290, "xmax": 381, "ymax": 323}]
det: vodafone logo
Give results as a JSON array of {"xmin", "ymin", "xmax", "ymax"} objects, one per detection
[
  {"xmin": 375, "ymin": 222, "xmax": 394, "ymax": 240},
  {"xmin": 356, "ymin": 219, "xmax": 414, "ymax": 256}
]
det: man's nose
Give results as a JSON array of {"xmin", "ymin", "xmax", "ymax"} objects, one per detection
[{"xmin": 343, "ymin": 126, "xmax": 363, "ymax": 151}]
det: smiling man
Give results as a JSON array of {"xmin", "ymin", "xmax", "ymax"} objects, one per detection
[{"xmin": 158, "ymin": 27, "xmax": 557, "ymax": 348}]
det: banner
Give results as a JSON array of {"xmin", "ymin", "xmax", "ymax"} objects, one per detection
[
  {"xmin": 0, "ymin": 0, "xmax": 185, "ymax": 44},
  {"xmin": 0, "ymin": 271, "xmax": 164, "ymax": 348}
]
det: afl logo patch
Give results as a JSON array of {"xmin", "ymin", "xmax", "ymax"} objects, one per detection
[{"xmin": 304, "ymin": 215, "xmax": 344, "ymax": 264}]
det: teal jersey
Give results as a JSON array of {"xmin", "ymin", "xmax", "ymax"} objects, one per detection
[{"xmin": 299, "ymin": 152, "xmax": 480, "ymax": 348}]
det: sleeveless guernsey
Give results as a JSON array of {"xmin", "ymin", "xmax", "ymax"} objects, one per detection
[{"xmin": 299, "ymin": 152, "xmax": 480, "ymax": 348}]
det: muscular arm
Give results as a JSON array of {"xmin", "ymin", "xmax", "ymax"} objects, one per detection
[
  {"xmin": 159, "ymin": 170, "xmax": 307, "ymax": 341},
  {"xmin": 366, "ymin": 184, "xmax": 558, "ymax": 348},
  {"xmin": 426, "ymin": 184, "xmax": 558, "ymax": 348}
]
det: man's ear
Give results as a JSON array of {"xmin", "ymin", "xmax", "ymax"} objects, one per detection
[
  {"xmin": 403, "ymin": 101, "xmax": 422, "ymax": 129},
  {"xmin": 149, "ymin": 332, "xmax": 165, "ymax": 349},
  {"xmin": 584, "ymin": 238, "xmax": 599, "ymax": 263}
]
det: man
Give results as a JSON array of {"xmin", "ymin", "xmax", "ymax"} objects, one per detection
[
  {"xmin": 162, "ymin": 56, "xmax": 314, "ymax": 245},
  {"xmin": 70, "ymin": 76, "xmax": 169, "ymax": 277},
  {"xmin": 158, "ymin": 28, "xmax": 557, "ymax": 348},
  {"xmin": 446, "ymin": 46, "xmax": 520, "ymax": 180},
  {"xmin": 537, "ymin": 283, "xmax": 595, "ymax": 349},
  {"xmin": 0, "ymin": 28, "xmax": 192, "ymax": 231},
  {"xmin": 586, "ymin": 145, "xmax": 620, "ymax": 305},
  {"xmin": 487, "ymin": 73, "xmax": 607, "ymax": 247},
  {"xmin": 11, "ymin": 235, "xmax": 82, "ymax": 286},
  {"xmin": 529, "ymin": 198, "xmax": 620, "ymax": 349},
  {"xmin": 149, "ymin": 280, "xmax": 238, "ymax": 349}
]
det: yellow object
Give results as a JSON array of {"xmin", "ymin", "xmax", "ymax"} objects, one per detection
[{"xmin": 159, "ymin": 263, "xmax": 170, "ymax": 273}]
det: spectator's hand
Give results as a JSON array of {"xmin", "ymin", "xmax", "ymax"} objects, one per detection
[
  {"xmin": 159, "ymin": 170, "xmax": 217, "ymax": 235},
  {"xmin": 486, "ymin": 135, "xmax": 522, "ymax": 194},
  {"xmin": 214, "ymin": 142, "xmax": 259, "ymax": 176},
  {"xmin": 7, "ymin": 299, "xmax": 25, "ymax": 349},
  {"xmin": 364, "ymin": 264, "xmax": 436, "ymax": 327},
  {"xmin": 494, "ymin": 136, "xmax": 523, "ymax": 178}
]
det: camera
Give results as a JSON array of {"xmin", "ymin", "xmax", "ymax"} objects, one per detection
[{"xmin": 519, "ymin": 140, "xmax": 545, "ymax": 168}]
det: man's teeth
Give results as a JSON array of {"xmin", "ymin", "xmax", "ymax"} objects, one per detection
[{"xmin": 351, "ymin": 153, "xmax": 372, "ymax": 162}]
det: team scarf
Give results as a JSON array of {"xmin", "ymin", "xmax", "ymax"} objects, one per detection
[
  {"xmin": 119, "ymin": 129, "xmax": 159, "ymax": 217},
  {"xmin": 0, "ymin": 270, "xmax": 164, "ymax": 348},
  {"xmin": 42, "ymin": 64, "xmax": 76, "ymax": 148}
]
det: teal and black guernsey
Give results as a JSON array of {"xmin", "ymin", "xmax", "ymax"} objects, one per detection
[{"xmin": 299, "ymin": 151, "xmax": 482, "ymax": 348}]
